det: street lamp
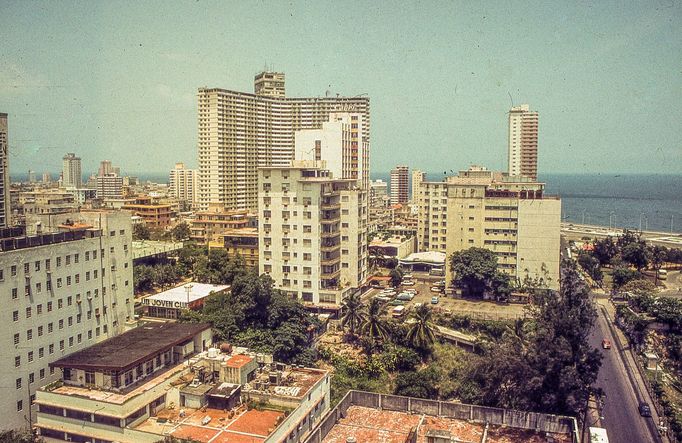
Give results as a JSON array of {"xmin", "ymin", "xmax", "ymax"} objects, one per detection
[{"xmin": 184, "ymin": 283, "xmax": 194, "ymax": 310}]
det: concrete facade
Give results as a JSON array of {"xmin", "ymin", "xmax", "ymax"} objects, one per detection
[
  {"xmin": 197, "ymin": 72, "xmax": 370, "ymax": 212},
  {"xmin": 0, "ymin": 210, "xmax": 135, "ymax": 429},
  {"xmin": 416, "ymin": 167, "xmax": 561, "ymax": 289},
  {"xmin": 61, "ymin": 153, "xmax": 82, "ymax": 189},
  {"xmin": 258, "ymin": 161, "xmax": 368, "ymax": 309},
  {"xmin": 0, "ymin": 113, "xmax": 10, "ymax": 228},
  {"xmin": 169, "ymin": 162, "xmax": 198, "ymax": 207},
  {"xmin": 390, "ymin": 165, "xmax": 409, "ymax": 205},
  {"xmin": 508, "ymin": 104, "xmax": 539, "ymax": 180}
]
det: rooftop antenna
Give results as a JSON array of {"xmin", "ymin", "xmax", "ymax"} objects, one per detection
[{"xmin": 507, "ymin": 91, "xmax": 515, "ymax": 108}]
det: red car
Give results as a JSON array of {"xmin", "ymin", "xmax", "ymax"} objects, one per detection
[{"xmin": 602, "ymin": 339, "xmax": 612, "ymax": 349}]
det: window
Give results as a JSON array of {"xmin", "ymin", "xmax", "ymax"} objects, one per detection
[
  {"xmin": 65, "ymin": 255, "xmax": 71, "ymax": 265},
  {"xmin": 48, "ymin": 323, "xmax": 53, "ymax": 333},
  {"xmin": 11, "ymin": 288, "xmax": 17, "ymax": 299},
  {"xmin": 39, "ymin": 347, "xmax": 44, "ymax": 358},
  {"xmin": 75, "ymin": 274, "xmax": 79, "ymax": 284},
  {"xmin": 28, "ymin": 351, "xmax": 33, "ymax": 362},
  {"xmin": 16, "ymin": 378, "xmax": 22, "ymax": 389},
  {"xmin": 24, "ymin": 263, "xmax": 29, "ymax": 273},
  {"xmin": 27, "ymin": 329, "xmax": 32, "ymax": 340},
  {"xmin": 59, "ymin": 340, "xmax": 64, "ymax": 351},
  {"xmin": 46, "ymin": 280, "xmax": 51, "ymax": 291},
  {"xmin": 57, "ymin": 257, "xmax": 62, "ymax": 267},
  {"xmin": 13, "ymin": 310, "xmax": 18, "ymax": 321},
  {"xmin": 15, "ymin": 356, "xmax": 20, "ymax": 367},
  {"xmin": 49, "ymin": 344, "xmax": 54, "ymax": 354},
  {"xmin": 56, "ymin": 278, "xmax": 62, "ymax": 288},
  {"xmin": 58, "ymin": 299, "xmax": 63, "ymax": 309},
  {"xmin": 66, "ymin": 276, "xmax": 71, "ymax": 286},
  {"xmin": 40, "ymin": 369, "xmax": 45, "ymax": 379},
  {"xmin": 47, "ymin": 301, "xmax": 52, "ymax": 312},
  {"xmin": 85, "ymin": 372, "xmax": 95, "ymax": 384},
  {"xmin": 11, "ymin": 265, "xmax": 16, "ymax": 276},
  {"xmin": 13, "ymin": 333, "xmax": 19, "ymax": 345},
  {"xmin": 69, "ymin": 337, "xmax": 74, "ymax": 347},
  {"xmin": 26, "ymin": 307, "xmax": 32, "ymax": 318},
  {"xmin": 29, "ymin": 373, "xmax": 34, "ymax": 384},
  {"xmin": 36, "ymin": 282, "xmax": 41, "ymax": 293},
  {"xmin": 38, "ymin": 326, "xmax": 43, "ymax": 336},
  {"xmin": 74, "ymin": 254, "xmax": 79, "ymax": 263},
  {"xmin": 16, "ymin": 400, "xmax": 22, "ymax": 412},
  {"xmin": 85, "ymin": 251, "xmax": 90, "ymax": 261},
  {"xmin": 59, "ymin": 319, "xmax": 64, "ymax": 329},
  {"xmin": 68, "ymin": 316, "xmax": 73, "ymax": 326}
]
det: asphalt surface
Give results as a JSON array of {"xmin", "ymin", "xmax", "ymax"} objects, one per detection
[{"xmin": 590, "ymin": 306, "xmax": 658, "ymax": 443}]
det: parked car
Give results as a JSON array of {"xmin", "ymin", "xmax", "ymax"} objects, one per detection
[
  {"xmin": 397, "ymin": 293, "xmax": 413, "ymax": 301},
  {"xmin": 638, "ymin": 402, "xmax": 652, "ymax": 417},
  {"xmin": 434, "ymin": 280, "xmax": 446, "ymax": 288},
  {"xmin": 601, "ymin": 339, "xmax": 612, "ymax": 349},
  {"xmin": 430, "ymin": 286, "xmax": 443, "ymax": 293},
  {"xmin": 402, "ymin": 274, "xmax": 414, "ymax": 280},
  {"xmin": 389, "ymin": 299, "xmax": 405, "ymax": 306},
  {"xmin": 374, "ymin": 295, "xmax": 391, "ymax": 303},
  {"xmin": 392, "ymin": 305, "xmax": 406, "ymax": 318},
  {"xmin": 431, "ymin": 296, "xmax": 439, "ymax": 304},
  {"xmin": 403, "ymin": 288, "xmax": 418, "ymax": 294},
  {"xmin": 402, "ymin": 280, "xmax": 415, "ymax": 286}
]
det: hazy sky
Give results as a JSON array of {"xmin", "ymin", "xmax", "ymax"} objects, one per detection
[{"xmin": 1, "ymin": 0, "xmax": 681, "ymax": 176}]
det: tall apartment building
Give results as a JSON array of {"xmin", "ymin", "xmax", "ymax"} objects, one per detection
[
  {"xmin": 258, "ymin": 161, "xmax": 368, "ymax": 310},
  {"xmin": 62, "ymin": 153, "xmax": 82, "ymax": 188},
  {"xmin": 508, "ymin": 104, "xmax": 539, "ymax": 180},
  {"xmin": 369, "ymin": 179, "xmax": 388, "ymax": 208},
  {"xmin": 411, "ymin": 169, "xmax": 426, "ymax": 203},
  {"xmin": 416, "ymin": 166, "xmax": 560, "ymax": 288},
  {"xmin": 98, "ymin": 160, "xmax": 120, "ymax": 177},
  {"xmin": 294, "ymin": 112, "xmax": 370, "ymax": 190},
  {"xmin": 197, "ymin": 71, "xmax": 370, "ymax": 212},
  {"xmin": 390, "ymin": 165, "xmax": 409, "ymax": 205},
  {"xmin": 0, "ymin": 113, "xmax": 10, "ymax": 228},
  {"xmin": 0, "ymin": 210, "xmax": 134, "ymax": 429},
  {"xmin": 190, "ymin": 204, "xmax": 256, "ymax": 246},
  {"xmin": 168, "ymin": 162, "xmax": 198, "ymax": 206}
]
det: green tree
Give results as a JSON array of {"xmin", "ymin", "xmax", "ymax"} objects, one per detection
[
  {"xmin": 450, "ymin": 248, "xmax": 506, "ymax": 297},
  {"xmin": 0, "ymin": 429, "xmax": 42, "ymax": 443},
  {"xmin": 649, "ymin": 245, "xmax": 668, "ymax": 284},
  {"xmin": 592, "ymin": 237, "xmax": 618, "ymax": 267},
  {"xmin": 406, "ymin": 304, "xmax": 436, "ymax": 352},
  {"xmin": 171, "ymin": 222, "xmax": 191, "ymax": 241},
  {"xmin": 340, "ymin": 292, "xmax": 366, "ymax": 337},
  {"xmin": 361, "ymin": 298, "xmax": 390, "ymax": 344},
  {"xmin": 389, "ymin": 267, "xmax": 404, "ymax": 288},
  {"xmin": 394, "ymin": 368, "xmax": 439, "ymax": 399},
  {"xmin": 612, "ymin": 266, "xmax": 641, "ymax": 289},
  {"xmin": 133, "ymin": 223, "xmax": 151, "ymax": 240},
  {"xmin": 133, "ymin": 264, "xmax": 155, "ymax": 293},
  {"xmin": 578, "ymin": 253, "xmax": 603, "ymax": 284},
  {"xmin": 621, "ymin": 241, "xmax": 649, "ymax": 272},
  {"xmin": 463, "ymin": 260, "xmax": 602, "ymax": 416}
]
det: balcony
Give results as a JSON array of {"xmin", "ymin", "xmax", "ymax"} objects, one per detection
[
  {"xmin": 321, "ymin": 269, "xmax": 341, "ymax": 280},
  {"xmin": 320, "ymin": 202, "xmax": 341, "ymax": 211},
  {"xmin": 321, "ymin": 217, "xmax": 341, "ymax": 225},
  {"xmin": 320, "ymin": 243, "xmax": 341, "ymax": 252},
  {"xmin": 321, "ymin": 230, "xmax": 340, "ymax": 239}
]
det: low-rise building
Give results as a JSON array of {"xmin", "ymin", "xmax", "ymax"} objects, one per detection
[
  {"xmin": 369, "ymin": 234, "xmax": 416, "ymax": 260},
  {"xmin": 142, "ymin": 283, "xmax": 229, "ymax": 320},
  {"xmin": 190, "ymin": 204, "xmax": 256, "ymax": 245},
  {"xmin": 18, "ymin": 189, "xmax": 78, "ymax": 216},
  {"xmin": 121, "ymin": 196, "xmax": 172, "ymax": 229},
  {"xmin": 36, "ymin": 322, "xmax": 330, "ymax": 443},
  {"xmin": 304, "ymin": 390, "xmax": 578, "ymax": 443},
  {"xmin": 222, "ymin": 227, "xmax": 259, "ymax": 268}
]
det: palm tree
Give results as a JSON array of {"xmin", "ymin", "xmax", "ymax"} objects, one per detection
[
  {"xmin": 340, "ymin": 292, "xmax": 366, "ymax": 336},
  {"xmin": 361, "ymin": 298, "xmax": 390, "ymax": 343},
  {"xmin": 406, "ymin": 304, "xmax": 436, "ymax": 351}
]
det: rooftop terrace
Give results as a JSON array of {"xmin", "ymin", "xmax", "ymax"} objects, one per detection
[
  {"xmin": 304, "ymin": 391, "xmax": 577, "ymax": 443},
  {"xmin": 50, "ymin": 322, "xmax": 211, "ymax": 372}
]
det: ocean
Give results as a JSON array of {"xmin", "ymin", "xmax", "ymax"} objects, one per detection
[
  {"xmin": 14, "ymin": 172, "xmax": 682, "ymax": 234},
  {"xmin": 371, "ymin": 172, "xmax": 682, "ymax": 234}
]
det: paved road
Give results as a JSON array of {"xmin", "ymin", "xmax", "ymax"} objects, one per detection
[{"xmin": 590, "ymin": 305, "xmax": 658, "ymax": 443}]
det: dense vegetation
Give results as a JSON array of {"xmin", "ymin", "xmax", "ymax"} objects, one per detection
[
  {"xmin": 578, "ymin": 229, "xmax": 681, "ymax": 289},
  {"xmin": 328, "ymin": 258, "xmax": 600, "ymax": 417}
]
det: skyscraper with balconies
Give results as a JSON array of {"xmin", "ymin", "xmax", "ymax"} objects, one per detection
[
  {"xmin": 258, "ymin": 161, "xmax": 368, "ymax": 311},
  {"xmin": 508, "ymin": 104, "xmax": 539, "ymax": 180},
  {"xmin": 197, "ymin": 71, "xmax": 370, "ymax": 212},
  {"xmin": 390, "ymin": 165, "xmax": 409, "ymax": 205}
]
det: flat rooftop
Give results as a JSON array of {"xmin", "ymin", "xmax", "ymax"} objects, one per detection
[
  {"xmin": 143, "ymin": 282, "xmax": 228, "ymax": 305},
  {"xmin": 50, "ymin": 322, "xmax": 211, "ymax": 372},
  {"xmin": 321, "ymin": 406, "xmax": 572, "ymax": 443},
  {"xmin": 135, "ymin": 405, "xmax": 286, "ymax": 443}
]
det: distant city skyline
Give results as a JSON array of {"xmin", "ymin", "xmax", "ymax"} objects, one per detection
[{"xmin": 1, "ymin": 1, "xmax": 681, "ymax": 175}]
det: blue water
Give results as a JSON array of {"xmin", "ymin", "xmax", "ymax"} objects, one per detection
[{"xmin": 371, "ymin": 172, "xmax": 682, "ymax": 234}]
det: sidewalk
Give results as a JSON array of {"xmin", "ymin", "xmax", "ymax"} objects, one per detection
[{"xmin": 597, "ymin": 297, "xmax": 670, "ymax": 443}]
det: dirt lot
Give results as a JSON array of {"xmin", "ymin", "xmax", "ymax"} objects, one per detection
[{"xmin": 366, "ymin": 271, "xmax": 527, "ymax": 320}]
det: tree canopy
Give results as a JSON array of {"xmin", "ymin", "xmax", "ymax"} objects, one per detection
[{"xmin": 450, "ymin": 248, "xmax": 512, "ymax": 299}]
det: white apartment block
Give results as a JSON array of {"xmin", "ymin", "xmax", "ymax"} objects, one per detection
[
  {"xmin": 61, "ymin": 153, "xmax": 82, "ymax": 189},
  {"xmin": 390, "ymin": 165, "xmax": 409, "ymax": 205},
  {"xmin": 411, "ymin": 170, "xmax": 426, "ymax": 204},
  {"xmin": 294, "ymin": 112, "xmax": 370, "ymax": 190},
  {"xmin": 169, "ymin": 162, "xmax": 198, "ymax": 205},
  {"xmin": 258, "ymin": 161, "xmax": 368, "ymax": 310},
  {"xmin": 97, "ymin": 174, "xmax": 124, "ymax": 199},
  {"xmin": 415, "ymin": 167, "xmax": 560, "ymax": 289},
  {"xmin": 369, "ymin": 179, "xmax": 388, "ymax": 208},
  {"xmin": 0, "ymin": 210, "xmax": 135, "ymax": 429},
  {"xmin": 508, "ymin": 104, "xmax": 539, "ymax": 180},
  {"xmin": 0, "ymin": 113, "xmax": 10, "ymax": 228},
  {"xmin": 197, "ymin": 71, "xmax": 370, "ymax": 212}
]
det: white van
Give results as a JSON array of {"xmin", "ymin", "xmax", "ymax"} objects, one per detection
[{"xmin": 392, "ymin": 305, "xmax": 406, "ymax": 318}]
